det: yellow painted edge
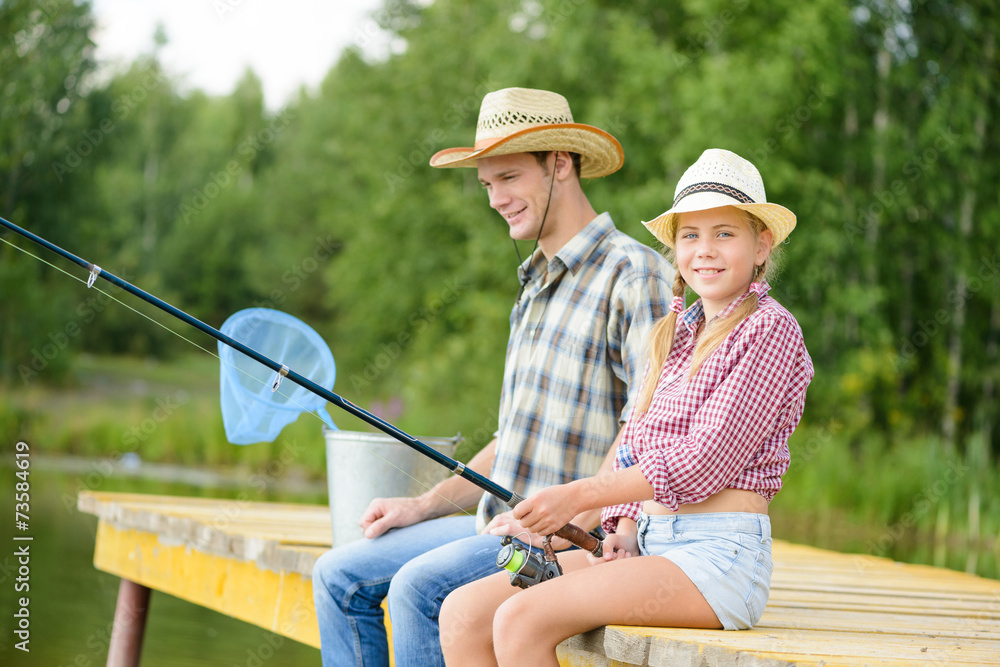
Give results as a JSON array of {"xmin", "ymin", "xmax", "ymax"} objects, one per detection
[{"xmin": 94, "ymin": 520, "xmax": 321, "ymax": 648}]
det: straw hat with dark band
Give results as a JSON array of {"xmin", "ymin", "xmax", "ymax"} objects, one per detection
[
  {"xmin": 644, "ymin": 149, "xmax": 797, "ymax": 248},
  {"xmin": 429, "ymin": 88, "xmax": 624, "ymax": 179}
]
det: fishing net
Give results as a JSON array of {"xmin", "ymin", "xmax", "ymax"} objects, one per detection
[{"xmin": 218, "ymin": 308, "xmax": 337, "ymax": 444}]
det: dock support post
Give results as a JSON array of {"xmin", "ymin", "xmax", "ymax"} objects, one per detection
[{"xmin": 106, "ymin": 578, "xmax": 152, "ymax": 667}]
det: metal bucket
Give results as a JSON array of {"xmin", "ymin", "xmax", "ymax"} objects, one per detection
[{"xmin": 323, "ymin": 428, "xmax": 461, "ymax": 547}]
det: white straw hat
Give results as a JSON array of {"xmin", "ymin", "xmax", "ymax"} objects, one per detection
[
  {"xmin": 429, "ymin": 87, "xmax": 624, "ymax": 178},
  {"xmin": 644, "ymin": 149, "xmax": 796, "ymax": 248}
]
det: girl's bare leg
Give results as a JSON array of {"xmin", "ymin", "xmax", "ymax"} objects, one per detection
[
  {"xmin": 440, "ymin": 546, "xmax": 611, "ymax": 665},
  {"xmin": 492, "ymin": 550, "xmax": 720, "ymax": 667},
  {"xmin": 440, "ymin": 568, "xmax": 519, "ymax": 666}
]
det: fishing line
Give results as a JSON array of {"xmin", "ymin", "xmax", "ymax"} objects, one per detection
[
  {"xmin": 0, "ymin": 231, "xmax": 474, "ymax": 517},
  {"xmin": 2, "ymin": 236, "xmax": 220, "ymax": 359},
  {"xmin": 1, "ymin": 216, "xmax": 602, "ymax": 555},
  {"xmin": 511, "ymin": 530, "xmax": 535, "ymax": 578}
]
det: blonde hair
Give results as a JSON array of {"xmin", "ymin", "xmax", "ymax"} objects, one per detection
[{"xmin": 634, "ymin": 209, "xmax": 782, "ymax": 416}]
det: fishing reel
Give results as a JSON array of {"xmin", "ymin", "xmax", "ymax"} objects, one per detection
[{"xmin": 496, "ymin": 535, "xmax": 563, "ymax": 589}]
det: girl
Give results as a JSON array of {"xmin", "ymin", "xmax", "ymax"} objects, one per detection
[{"xmin": 438, "ymin": 149, "xmax": 814, "ymax": 666}]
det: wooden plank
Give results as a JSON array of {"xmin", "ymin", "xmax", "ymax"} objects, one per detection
[
  {"xmin": 79, "ymin": 491, "xmax": 1000, "ymax": 667},
  {"xmin": 766, "ymin": 589, "xmax": 1000, "ymax": 617},
  {"xmin": 772, "ymin": 548, "xmax": 1000, "ymax": 593},
  {"xmin": 771, "ymin": 574, "xmax": 1000, "ymax": 599},
  {"xmin": 80, "ymin": 495, "xmax": 331, "ymax": 535},
  {"xmin": 80, "ymin": 491, "xmax": 332, "ymax": 575},
  {"xmin": 563, "ymin": 624, "xmax": 999, "ymax": 667},
  {"xmin": 605, "ymin": 625, "xmax": 999, "ymax": 666},
  {"xmin": 756, "ymin": 605, "xmax": 1000, "ymax": 639},
  {"xmin": 559, "ymin": 628, "xmax": 640, "ymax": 667},
  {"xmin": 80, "ymin": 490, "xmax": 329, "ymax": 514},
  {"xmin": 774, "ymin": 566, "xmax": 998, "ymax": 590},
  {"xmin": 78, "ymin": 494, "xmax": 334, "ymax": 549}
]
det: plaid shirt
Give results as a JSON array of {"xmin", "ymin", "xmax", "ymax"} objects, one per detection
[
  {"xmin": 602, "ymin": 284, "xmax": 814, "ymax": 532},
  {"xmin": 478, "ymin": 213, "xmax": 674, "ymax": 531}
]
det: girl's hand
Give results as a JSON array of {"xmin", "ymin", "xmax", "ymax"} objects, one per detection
[
  {"xmin": 589, "ymin": 518, "xmax": 639, "ymax": 564},
  {"xmin": 511, "ymin": 482, "xmax": 583, "ymax": 537},
  {"xmin": 591, "ymin": 532, "xmax": 639, "ymax": 563}
]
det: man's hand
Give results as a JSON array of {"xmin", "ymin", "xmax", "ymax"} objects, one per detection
[
  {"xmin": 356, "ymin": 439, "xmax": 498, "ymax": 539},
  {"xmin": 358, "ymin": 496, "xmax": 429, "ymax": 539}
]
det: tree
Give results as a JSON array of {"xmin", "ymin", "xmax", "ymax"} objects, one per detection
[{"xmin": 0, "ymin": 0, "xmax": 96, "ymax": 381}]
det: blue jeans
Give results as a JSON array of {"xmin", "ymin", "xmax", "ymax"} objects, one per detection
[{"xmin": 312, "ymin": 515, "xmax": 505, "ymax": 667}]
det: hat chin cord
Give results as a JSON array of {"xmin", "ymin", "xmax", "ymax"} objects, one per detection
[{"xmin": 513, "ymin": 152, "xmax": 557, "ymax": 300}]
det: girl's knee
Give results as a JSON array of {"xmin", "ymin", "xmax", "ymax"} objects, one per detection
[
  {"xmin": 440, "ymin": 587, "xmax": 489, "ymax": 656},
  {"xmin": 492, "ymin": 594, "xmax": 536, "ymax": 660}
]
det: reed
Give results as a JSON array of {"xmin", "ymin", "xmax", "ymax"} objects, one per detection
[
  {"xmin": 780, "ymin": 423, "xmax": 1000, "ymax": 548},
  {"xmin": 4, "ymin": 355, "xmax": 997, "ymax": 572}
]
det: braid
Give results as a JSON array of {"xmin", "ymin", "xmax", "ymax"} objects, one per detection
[
  {"xmin": 635, "ymin": 269, "xmax": 686, "ymax": 415},
  {"xmin": 637, "ymin": 209, "xmax": 784, "ymax": 415}
]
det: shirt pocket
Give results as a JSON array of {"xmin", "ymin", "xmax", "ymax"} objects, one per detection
[
  {"xmin": 544, "ymin": 329, "xmax": 605, "ymax": 388},
  {"xmin": 560, "ymin": 328, "xmax": 602, "ymax": 364},
  {"xmin": 540, "ymin": 330, "xmax": 606, "ymax": 425}
]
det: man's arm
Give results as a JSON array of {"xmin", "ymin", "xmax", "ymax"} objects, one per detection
[{"xmin": 359, "ymin": 438, "xmax": 496, "ymax": 538}]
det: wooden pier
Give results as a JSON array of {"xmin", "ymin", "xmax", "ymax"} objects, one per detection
[{"xmin": 78, "ymin": 491, "xmax": 1000, "ymax": 666}]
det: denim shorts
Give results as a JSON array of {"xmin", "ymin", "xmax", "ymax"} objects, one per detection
[{"xmin": 637, "ymin": 511, "xmax": 773, "ymax": 630}]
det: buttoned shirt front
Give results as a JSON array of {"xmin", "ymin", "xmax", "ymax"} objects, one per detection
[
  {"xmin": 602, "ymin": 285, "xmax": 814, "ymax": 532},
  {"xmin": 478, "ymin": 212, "xmax": 673, "ymax": 531}
]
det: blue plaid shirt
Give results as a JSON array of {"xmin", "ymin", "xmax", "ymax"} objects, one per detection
[{"xmin": 478, "ymin": 212, "xmax": 674, "ymax": 531}]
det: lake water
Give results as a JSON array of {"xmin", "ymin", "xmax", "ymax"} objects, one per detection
[
  {"xmin": 1, "ymin": 465, "xmax": 324, "ymax": 667},
  {"xmin": 1, "ymin": 461, "xmax": 996, "ymax": 667}
]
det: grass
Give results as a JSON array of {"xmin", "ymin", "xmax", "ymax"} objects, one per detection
[
  {"xmin": 775, "ymin": 421, "xmax": 1000, "ymax": 578},
  {"xmin": 3, "ymin": 352, "xmax": 484, "ymax": 477},
  {"xmin": 3, "ymin": 353, "xmax": 336, "ymax": 475},
  {"xmin": 3, "ymin": 353, "xmax": 997, "ymax": 578}
]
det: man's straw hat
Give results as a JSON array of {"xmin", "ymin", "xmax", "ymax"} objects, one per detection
[
  {"xmin": 429, "ymin": 87, "xmax": 623, "ymax": 178},
  {"xmin": 644, "ymin": 149, "xmax": 796, "ymax": 248}
]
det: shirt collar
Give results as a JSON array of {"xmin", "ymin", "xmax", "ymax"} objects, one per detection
[
  {"xmin": 517, "ymin": 212, "xmax": 616, "ymax": 284},
  {"xmin": 680, "ymin": 300, "xmax": 704, "ymax": 334},
  {"xmin": 680, "ymin": 279, "xmax": 772, "ymax": 333},
  {"xmin": 516, "ymin": 248, "xmax": 547, "ymax": 286}
]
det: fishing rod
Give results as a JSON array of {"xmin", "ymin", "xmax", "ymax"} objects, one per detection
[{"xmin": 0, "ymin": 216, "xmax": 603, "ymax": 583}]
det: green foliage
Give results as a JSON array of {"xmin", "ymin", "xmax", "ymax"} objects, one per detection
[
  {"xmin": 779, "ymin": 423, "xmax": 1000, "ymax": 554},
  {"xmin": 1, "ymin": 0, "xmax": 998, "ymax": 479},
  {"xmin": 1, "ymin": 0, "xmax": 96, "ymax": 381}
]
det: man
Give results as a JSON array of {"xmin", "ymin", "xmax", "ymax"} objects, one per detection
[{"xmin": 312, "ymin": 87, "xmax": 673, "ymax": 667}]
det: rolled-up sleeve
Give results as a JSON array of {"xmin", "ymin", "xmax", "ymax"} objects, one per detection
[
  {"xmin": 601, "ymin": 308, "xmax": 812, "ymax": 533},
  {"xmin": 636, "ymin": 313, "xmax": 806, "ymax": 510},
  {"xmin": 601, "ymin": 426, "xmax": 644, "ymax": 532}
]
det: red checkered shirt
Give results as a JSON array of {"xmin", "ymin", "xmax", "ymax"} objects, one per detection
[{"xmin": 601, "ymin": 285, "xmax": 814, "ymax": 533}]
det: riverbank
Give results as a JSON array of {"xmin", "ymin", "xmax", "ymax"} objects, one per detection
[{"xmin": 3, "ymin": 353, "xmax": 998, "ymax": 580}]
